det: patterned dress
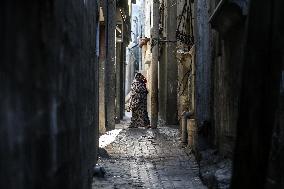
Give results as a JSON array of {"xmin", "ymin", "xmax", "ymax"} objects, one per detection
[{"xmin": 129, "ymin": 78, "xmax": 150, "ymax": 128}]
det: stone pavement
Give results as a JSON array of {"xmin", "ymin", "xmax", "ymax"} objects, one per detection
[{"xmin": 92, "ymin": 119, "xmax": 207, "ymax": 189}]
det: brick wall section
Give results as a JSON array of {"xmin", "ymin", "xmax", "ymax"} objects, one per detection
[{"xmin": 0, "ymin": 1, "xmax": 99, "ymax": 189}]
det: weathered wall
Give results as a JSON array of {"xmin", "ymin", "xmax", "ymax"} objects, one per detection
[
  {"xmin": 158, "ymin": 0, "xmax": 178, "ymax": 126},
  {"xmin": 165, "ymin": 0, "xmax": 178, "ymax": 125},
  {"xmin": 99, "ymin": 24, "xmax": 106, "ymax": 134},
  {"xmin": 115, "ymin": 42, "xmax": 122, "ymax": 122},
  {"xmin": 104, "ymin": 0, "xmax": 116, "ymax": 131},
  {"xmin": 194, "ymin": 0, "xmax": 246, "ymax": 156},
  {"xmin": 121, "ymin": 42, "xmax": 127, "ymax": 119},
  {"xmin": 231, "ymin": 0, "xmax": 284, "ymax": 187},
  {"xmin": 0, "ymin": 1, "xmax": 99, "ymax": 189},
  {"xmin": 159, "ymin": 45, "xmax": 167, "ymax": 123},
  {"xmin": 212, "ymin": 26, "xmax": 245, "ymax": 156},
  {"xmin": 194, "ymin": 0, "xmax": 212, "ymax": 127},
  {"xmin": 176, "ymin": 0, "xmax": 195, "ymax": 125}
]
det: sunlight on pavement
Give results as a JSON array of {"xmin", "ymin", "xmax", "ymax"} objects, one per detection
[
  {"xmin": 94, "ymin": 126, "xmax": 206, "ymax": 189},
  {"xmin": 99, "ymin": 129, "xmax": 123, "ymax": 148}
]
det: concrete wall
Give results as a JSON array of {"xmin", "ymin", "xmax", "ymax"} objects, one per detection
[
  {"xmin": 99, "ymin": 24, "xmax": 106, "ymax": 134},
  {"xmin": 158, "ymin": 0, "xmax": 178, "ymax": 126},
  {"xmin": 164, "ymin": 0, "xmax": 178, "ymax": 125},
  {"xmin": 194, "ymin": 0, "xmax": 246, "ymax": 156},
  {"xmin": 0, "ymin": 1, "xmax": 99, "ymax": 189},
  {"xmin": 159, "ymin": 45, "xmax": 167, "ymax": 124},
  {"xmin": 195, "ymin": 0, "xmax": 212, "ymax": 128},
  {"xmin": 104, "ymin": 0, "xmax": 116, "ymax": 131},
  {"xmin": 115, "ymin": 42, "xmax": 123, "ymax": 122},
  {"xmin": 212, "ymin": 27, "xmax": 245, "ymax": 156},
  {"xmin": 121, "ymin": 42, "xmax": 127, "ymax": 119}
]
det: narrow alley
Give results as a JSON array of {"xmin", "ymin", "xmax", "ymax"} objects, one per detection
[
  {"xmin": 93, "ymin": 115, "xmax": 206, "ymax": 189},
  {"xmin": 2, "ymin": 0, "xmax": 284, "ymax": 189}
]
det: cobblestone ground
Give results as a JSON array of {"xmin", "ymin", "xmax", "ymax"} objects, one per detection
[{"xmin": 92, "ymin": 118, "xmax": 207, "ymax": 189}]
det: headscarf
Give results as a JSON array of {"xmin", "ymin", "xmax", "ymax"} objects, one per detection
[{"xmin": 134, "ymin": 72, "xmax": 147, "ymax": 83}]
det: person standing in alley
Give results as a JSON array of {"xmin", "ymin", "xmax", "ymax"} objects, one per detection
[{"xmin": 128, "ymin": 72, "xmax": 151, "ymax": 128}]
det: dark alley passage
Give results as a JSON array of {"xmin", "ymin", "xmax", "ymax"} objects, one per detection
[
  {"xmin": 93, "ymin": 116, "xmax": 206, "ymax": 189},
  {"xmin": 2, "ymin": 0, "xmax": 284, "ymax": 189}
]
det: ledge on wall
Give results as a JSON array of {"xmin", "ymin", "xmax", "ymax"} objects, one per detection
[{"xmin": 209, "ymin": 0, "xmax": 248, "ymax": 37}]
